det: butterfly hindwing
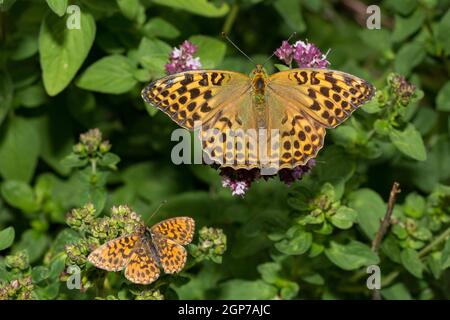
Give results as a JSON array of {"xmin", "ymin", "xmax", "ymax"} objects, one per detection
[
  {"xmin": 87, "ymin": 235, "xmax": 140, "ymax": 272},
  {"xmin": 152, "ymin": 233, "xmax": 188, "ymax": 274},
  {"xmin": 266, "ymin": 92, "xmax": 326, "ymax": 168},
  {"xmin": 124, "ymin": 241, "xmax": 160, "ymax": 284}
]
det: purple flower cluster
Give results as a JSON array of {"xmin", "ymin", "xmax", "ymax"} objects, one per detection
[
  {"xmin": 165, "ymin": 40, "xmax": 202, "ymax": 75},
  {"xmin": 275, "ymin": 40, "xmax": 330, "ymax": 68},
  {"xmin": 220, "ymin": 168, "xmax": 261, "ymax": 197},
  {"xmin": 220, "ymin": 160, "xmax": 316, "ymax": 197},
  {"xmin": 278, "ymin": 159, "xmax": 316, "ymax": 186}
]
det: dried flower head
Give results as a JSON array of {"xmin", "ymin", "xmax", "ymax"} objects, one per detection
[
  {"xmin": 190, "ymin": 226, "xmax": 227, "ymax": 263},
  {"xmin": 388, "ymin": 73, "xmax": 417, "ymax": 106}
]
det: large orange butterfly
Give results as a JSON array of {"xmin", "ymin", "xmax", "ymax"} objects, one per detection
[
  {"xmin": 142, "ymin": 65, "xmax": 375, "ymax": 171},
  {"xmin": 88, "ymin": 217, "xmax": 195, "ymax": 284}
]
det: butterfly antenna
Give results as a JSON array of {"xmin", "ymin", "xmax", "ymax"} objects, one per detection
[
  {"xmin": 145, "ymin": 200, "xmax": 167, "ymax": 224},
  {"xmin": 221, "ymin": 32, "xmax": 254, "ymax": 64},
  {"xmin": 262, "ymin": 31, "xmax": 297, "ymax": 66}
]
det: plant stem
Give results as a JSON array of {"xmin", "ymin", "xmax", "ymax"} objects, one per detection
[
  {"xmin": 222, "ymin": 3, "xmax": 239, "ymax": 35},
  {"xmin": 419, "ymin": 225, "xmax": 450, "ymax": 258},
  {"xmin": 90, "ymin": 159, "xmax": 97, "ymax": 175},
  {"xmin": 371, "ymin": 181, "xmax": 400, "ymax": 300},
  {"xmin": 372, "ymin": 182, "xmax": 400, "ymax": 253}
]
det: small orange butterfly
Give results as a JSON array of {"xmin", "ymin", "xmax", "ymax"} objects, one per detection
[{"xmin": 88, "ymin": 217, "xmax": 195, "ymax": 284}]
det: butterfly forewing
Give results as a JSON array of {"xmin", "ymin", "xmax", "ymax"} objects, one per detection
[
  {"xmin": 87, "ymin": 235, "xmax": 140, "ymax": 272},
  {"xmin": 150, "ymin": 217, "xmax": 195, "ymax": 245},
  {"xmin": 268, "ymin": 69, "xmax": 376, "ymax": 128},
  {"xmin": 141, "ymin": 70, "xmax": 251, "ymax": 130}
]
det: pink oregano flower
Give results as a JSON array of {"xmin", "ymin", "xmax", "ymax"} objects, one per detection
[
  {"xmin": 165, "ymin": 41, "xmax": 202, "ymax": 75},
  {"xmin": 275, "ymin": 39, "xmax": 330, "ymax": 69}
]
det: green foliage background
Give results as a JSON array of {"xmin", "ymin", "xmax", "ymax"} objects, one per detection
[{"xmin": 1, "ymin": 0, "xmax": 450, "ymax": 300}]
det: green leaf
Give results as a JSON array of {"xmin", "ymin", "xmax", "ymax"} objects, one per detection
[
  {"xmin": 314, "ymin": 146, "xmax": 355, "ymax": 192},
  {"xmin": 280, "ymin": 281, "xmax": 299, "ymax": 300},
  {"xmin": 31, "ymin": 266, "xmax": 49, "ymax": 283},
  {"xmin": 348, "ymin": 188, "xmax": 386, "ymax": 240},
  {"xmin": 77, "ymin": 170, "xmax": 108, "ymax": 213},
  {"xmin": 275, "ymin": 227, "xmax": 312, "ymax": 255},
  {"xmin": 15, "ymin": 229, "xmax": 50, "ymax": 263},
  {"xmin": 381, "ymin": 235, "xmax": 402, "ymax": 263},
  {"xmin": 413, "ymin": 107, "xmax": 438, "ymax": 135},
  {"xmin": 76, "ymin": 55, "xmax": 138, "ymax": 94},
  {"xmin": 0, "ymin": 227, "xmax": 15, "ymax": 251},
  {"xmin": 49, "ymin": 254, "xmax": 66, "ymax": 279},
  {"xmin": 116, "ymin": 0, "xmax": 145, "ymax": 24},
  {"xmin": 389, "ymin": 124, "xmax": 427, "ymax": 161},
  {"xmin": 381, "ymin": 283, "xmax": 412, "ymax": 300},
  {"xmin": 0, "ymin": 117, "xmax": 40, "ymax": 183},
  {"xmin": 46, "ymin": 0, "xmax": 68, "ymax": 16},
  {"xmin": 359, "ymin": 29, "xmax": 392, "ymax": 54},
  {"xmin": 394, "ymin": 42, "xmax": 425, "ymax": 76},
  {"xmin": 392, "ymin": 9, "xmax": 424, "ymax": 43},
  {"xmin": 50, "ymin": 229, "xmax": 81, "ymax": 255},
  {"xmin": 426, "ymin": 252, "xmax": 441, "ymax": 279},
  {"xmin": 401, "ymin": 248, "xmax": 424, "ymax": 278},
  {"xmin": 392, "ymin": 224, "xmax": 408, "ymax": 239},
  {"xmin": 436, "ymin": 81, "xmax": 450, "ymax": 111},
  {"xmin": 437, "ymin": 9, "xmax": 450, "ymax": 54},
  {"xmin": 11, "ymin": 34, "xmax": 39, "ymax": 61},
  {"xmin": 61, "ymin": 153, "xmax": 88, "ymax": 169},
  {"xmin": 274, "ymin": 0, "xmax": 306, "ymax": 33},
  {"xmin": 39, "ymin": 10, "xmax": 96, "ymax": 96},
  {"xmin": 385, "ymin": 0, "xmax": 417, "ymax": 15},
  {"xmin": 16, "ymin": 83, "xmax": 48, "ymax": 108},
  {"xmin": 274, "ymin": 64, "xmax": 290, "ymax": 71},
  {"xmin": 403, "ymin": 192, "xmax": 426, "ymax": 218},
  {"xmin": 219, "ymin": 280, "xmax": 277, "ymax": 299},
  {"xmin": 35, "ymin": 281, "xmax": 60, "ymax": 300},
  {"xmin": 137, "ymin": 38, "xmax": 172, "ymax": 77},
  {"xmin": 0, "ymin": 71, "xmax": 13, "ymax": 125},
  {"xmin": 330, "ymin": 206, "xmax": 357, "ymax": 229},
  {"xmin": 189, "ymin": 35, "xmax": 226, "ymax": 69},
  {"xmin": 325, "ymin": 241, "xmax": 379, "ymax": 270},
  {"xmin": 142, "ymin": 17, "xmax": 180, "ymax": 39},
  {"xmin": 98, "ymin": 153, "xmax": 121, "ymax": 170},
  {"xmin": 152, "ymin": 0, "xmax": 229, "ymax": 17},
  {"xmin": 257, "ymin": 262, "xmax": 281, "ymax": 284},
  {"xmin": 1, "ymin": 180, "xmax": 38, "ymax": 213},
  {"xmin": 441, "ymin": 237, "xmax": 450, "ymax": 270},
  {"xmin": 300, "ymin": 273, "xmax": 325, "ymax": 285}
]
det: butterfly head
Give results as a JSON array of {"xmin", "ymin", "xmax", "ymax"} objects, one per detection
[{"xmin": 252, "ymin": 64, "xmax": 267, "ymax": 75}]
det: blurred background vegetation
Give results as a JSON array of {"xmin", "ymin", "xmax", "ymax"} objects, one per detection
[{"xmin": 0, "ymin": 0, "xmax": 450, "ymax": 299}]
